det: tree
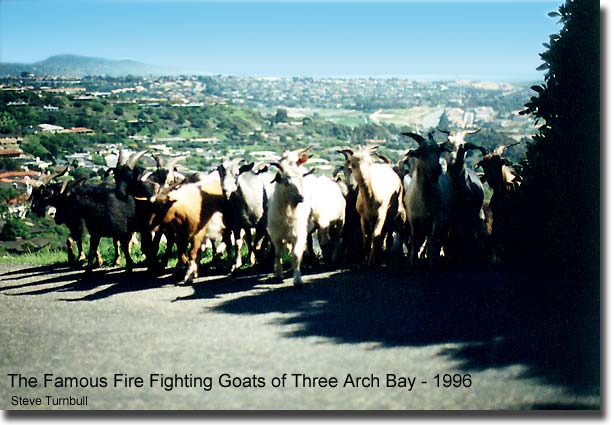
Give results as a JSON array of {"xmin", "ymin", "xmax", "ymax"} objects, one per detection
[
  {"xmin": 273, "ymin": 108, "xmax": 289, "ymax": 124},
  {"xmin": 0, "ymin": 112, "xmax": 18, "ymax": 134},
  {"xmin": 520, "ymin": 0, "xmax": 599, "ymax": 279}
]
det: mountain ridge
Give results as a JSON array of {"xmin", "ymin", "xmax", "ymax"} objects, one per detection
[{"xmin": 0, "ymin": 54, "xmax": 177, "ymax": 77}]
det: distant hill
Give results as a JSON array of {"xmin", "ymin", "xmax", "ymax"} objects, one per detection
[{"xmin": 0, "ymin": 54, "xmax": 172, "ymax": 77}]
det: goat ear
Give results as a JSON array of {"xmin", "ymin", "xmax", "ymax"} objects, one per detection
[
  {"xmin": 239, "ymin": 162, "xmax": 254, "ymax": 174},
  {"xmin": 407, "ymin": 149, "xmax": 419, "ymax": 158},
  {"xmin": 252, "ymin": 162, "xmax": 268, "ymax": 174},
  {"xmin": 439, "ymin": 142, "xmax": 454, "ymax": 153},
  {"xmin": 271, "ymin": 173, "xmax": 282, "ymax": 184},
  {"xmin": 103, "ymin": 167, "xmax": 115, "ymax": 179},
  {"xmin": 475, "ymin": 160, "xmax": 484, "ymax": 170},
  {"xmin": 153, "ymin": 154, "xmax": 164, "ymax": 169},
  {"xmin": 479, "ymin": 174, "xmax": 487, "ymax": 183},
  {"xmin": 332, "ymin": 165, "xmax": 343, "ymax": 177}
]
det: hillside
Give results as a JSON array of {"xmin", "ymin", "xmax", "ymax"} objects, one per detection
[{"xmin": 0, "ymin": 54, "xmax": 167, "ymax": 77}]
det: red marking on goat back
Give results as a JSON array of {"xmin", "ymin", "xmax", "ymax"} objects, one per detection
[{"xmin": 297, "ymin": 154, "xmax": 309, "ymax": 166}]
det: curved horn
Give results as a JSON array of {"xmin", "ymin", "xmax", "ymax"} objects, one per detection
[
  {"xmin": 296, "ymin": 146, "xmax": 313, "ymax": 156},
  {"xmin": 401, "ymin": 132, "xmax": 426, "ymax": 145},
  {"xmin": 117, "ymin": 148, "xmax": 126, "ymax": 166},
  {"xmin": 337, "ymin": 149, "xmax": 353, "ymax": 159},
  {"xmin": 374, "ymin": 152, "xmax": 391, "ymax": 164},
  {"xmin": 467, "ymin": 128, "xmax": 482, "ymax": 135},
  {"xmin": 501, "ymin": 141, "xmax": 521, "ymax": 154},
  {"xmin": 40, "ymin": 166, "xmax": 69, "ymax": 185},
  {"xmin": 166, "ymin": 156, "xmax": 186, "ymax": 172},
  {"xmin": 126, "ymin": 150, "xmax": 148, "ymax": 169},
  {"xmin": 493, "ymin": 142, "xmax": 519, "ymax": 157},
  {"xmin": 140, "ymin": 171, "xmax": 154, "ymax": 181}
]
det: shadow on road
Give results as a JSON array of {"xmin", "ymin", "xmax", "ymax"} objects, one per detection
[{"xmin": 209, "ymin": 268, "xmax": 600, "ymax": 402}]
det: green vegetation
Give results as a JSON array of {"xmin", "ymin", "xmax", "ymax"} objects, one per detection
[
  {"xmin": 0, "ymin": 217, "xmax": 31, "ymax": 241},
  {"xmin": 521, "ymin": 0, "xmax": 599, "ymax": 277}
]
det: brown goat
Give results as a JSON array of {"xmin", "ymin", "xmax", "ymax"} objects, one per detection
[
  {"xmin": 475, "ymin": 143, "xmax": 523, "ymax": 263},
  {"xmin": 147, "ymin": 172, "xmax": 226, "ymax": 284}
]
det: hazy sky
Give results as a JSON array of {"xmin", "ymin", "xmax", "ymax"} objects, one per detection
[{"xmin": 0, "ymin": 0, "xmax": 561, "ymax": 80}]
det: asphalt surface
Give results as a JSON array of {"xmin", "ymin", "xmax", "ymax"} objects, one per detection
[{"xmin": 0, "ymin": 262, "xmax": 600, "ymax": 410}]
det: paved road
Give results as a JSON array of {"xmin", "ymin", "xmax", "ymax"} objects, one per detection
[{"xmin": 0, "ymin": 263, "xmax": 600, "ymax": 410}]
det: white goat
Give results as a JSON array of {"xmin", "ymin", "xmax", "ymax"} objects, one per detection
[
  {"xmin": 303, "ymin": 174, "xmax": 346, "ymax": 263},
  {"xmin": 403, "ymin": 132, "xmax": 453, "ymax": 268},
  {"xmin": 266, "ymin": 160, "xmax": 313, "ymax": 286},
  {"xmin": 338, "ymin": 146, "xmax": 406, "ymax": 266}
]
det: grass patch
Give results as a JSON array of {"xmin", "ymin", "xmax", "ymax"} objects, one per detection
[{"xmin": 0, "ymin": 247, "xmax": 67, "ymax": 265}]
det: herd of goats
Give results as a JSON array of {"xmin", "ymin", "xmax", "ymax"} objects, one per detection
[{"xmin": 27, "ymin": 128, "xmax": 522, "ymax": 285}]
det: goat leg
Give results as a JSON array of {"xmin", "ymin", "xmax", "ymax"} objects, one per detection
[
  {"xmin": 87, "ymin": 234, "xmax": 102, "ymax": 273},
  {"xmin": 271, "ymin": 237, "xmax": 284, "ymax": 282},
  {"xmin": 66, "ymin": 236, "xmax": 76, "ymax": 264},
  {"xmin": 113, "ymin": 239, "xmax": 122, "ymax": 266},
  {"xmin": 292, "ymin": 232, "xmax": 308, "ymax": 286},
  {"xmin": 183, "ymin": 231, "xmax": 206, "ymax": 284}
]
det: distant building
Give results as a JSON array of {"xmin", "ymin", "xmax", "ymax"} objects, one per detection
[
  {"xmin": 37, "ymin": 124, "xmax": 65, "ymax": 133},
  {"xmin": 68, "ymin": 127, "xmax": 95, "ymax": 135},
  {"xmin": 0, "ymin": 137, "xmax": 25, "ymax": 148},
  {"xmin": 0, "ymin": 148, "xmax": 23, "ymax": 158},
  {"xmin": 42, "ymin": 87, "xmax": 86, "ymax": 94}
]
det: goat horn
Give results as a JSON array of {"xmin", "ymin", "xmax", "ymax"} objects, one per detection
[
  {"xmin": 493, "ymin": 143, "xmax": 513, "ymax": 156},
  {"xmin": 374, "ymin": 152, "xmax": 391, "ymax": 164},
  {"xmin": 467, "ymin": 128, "xmax": 482, "ymax": 135},
  {"xmin": 296, "ymin": 146, "xmax": 313, "ymax": 155},
  {"xmin": 140, "ymin": 171, "xmax": 153, "ymax": 181},
  {"xmin": 166, "ymin": 156, "xmax": 186, "ymax": 172},
  {"xmin": 40, "ymin": 166, "xmax": 69, "ymax": 185},
  {"xmin": 268, "ymin": 162, "xmax": 283, "ymax": 171},
  {"xmin": 402, "ymin": 132, "xmax": 426, "ymax": 145},
  {"xmin": 126, "ymin": 150, "xmax": 148, "ymax": 169},
  {"xmin": 117, "ymin": 148, "xmax": 125, "ymax": 166},
  {"xmin": 503, "ymin": 141, "xmax": 521, "ymax": 152},
  {"xmin": 337, "ymin": 149, "xmax": 353, "ymax": 159}
]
